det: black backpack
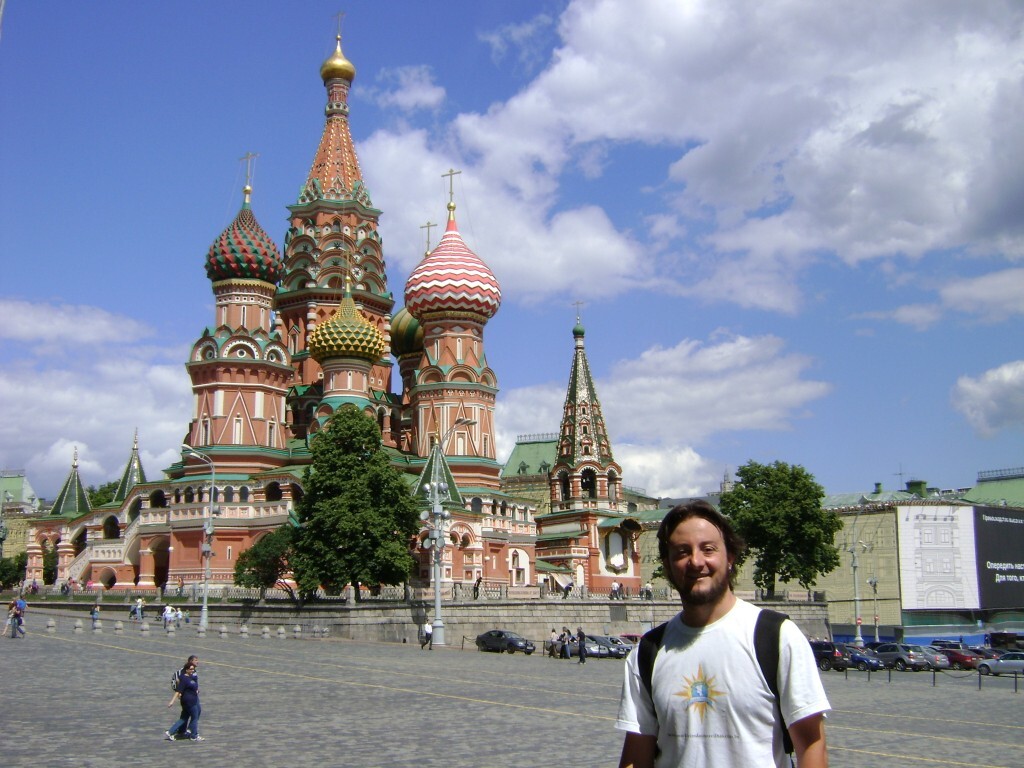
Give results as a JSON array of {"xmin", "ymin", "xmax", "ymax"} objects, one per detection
[{"xmin": 637, "ymin": 608, "xmax": 793, "ymax": 756}]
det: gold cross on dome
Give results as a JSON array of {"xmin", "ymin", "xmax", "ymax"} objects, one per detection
[
  {"xmin": 239, "ymin": 152, "xmax": 259, "ymax": 187},
  {"xmin": 442, "ymin": 168, "xmax": 462, "ymax": 204},
  {"xmin": 420, "ymin": 220, "xmax": 437, "ymax": 252}
]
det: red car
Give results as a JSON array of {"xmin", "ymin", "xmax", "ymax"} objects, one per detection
[{"xmin": 931, "ymin": 641, "xmax": 982, "ymax": 669}]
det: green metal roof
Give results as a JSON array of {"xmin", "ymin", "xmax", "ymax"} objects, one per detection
[
  {"xmin": 501, "ymin": 437, "xmax": 557, "ymax": 479},
  {"xmin": 536, "ymin": 527, "xmax": 587, "ymax": 541},
  {"xmin": 50, "ymin": 451, "xmax": 91, "ymax": 519},
  {"xmin": 962, "ymin": 474, "xmax": 1024, "ymax": 508}
]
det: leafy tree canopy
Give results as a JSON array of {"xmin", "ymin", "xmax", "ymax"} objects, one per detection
[
  {"xmin": 233, "ymin": 525, "xmax": 295, "ymax": 600},
  {"xmin": 289, "ymin": 406, "xmax": 420, "ymax": 602},
  {"xmin": 87, "ymin": 481, "xmax": 119, "ymax": 508},
  {"xmin": 719, "ymin": 460, "xmax": 842, "ymax": 594},
  {"xmin": 0, "ymin": 552, "xmax": 28, "ymax": 590}
]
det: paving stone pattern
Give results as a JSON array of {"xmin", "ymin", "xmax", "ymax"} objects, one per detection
[{"xmin": 1, "ymin": 611, "xmax": 1021, "ymax": 768}]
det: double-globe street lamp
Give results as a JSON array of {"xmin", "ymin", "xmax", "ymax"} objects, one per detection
[
  {"xmin": 181, "ymin": 445, "xmax": 217, "ymax": 631},
  {"xmin": 420, "ymin": 418, "xmax": 475, "ymax": 647}
]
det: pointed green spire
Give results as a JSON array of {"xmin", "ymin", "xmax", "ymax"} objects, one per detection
[
  {"xmin": 50, "ymin": 447, "xmax": 92, "ymax": 518},
  {"xmin": 112, "ymin": 430, "xmax": 147, "ymax": 503}
]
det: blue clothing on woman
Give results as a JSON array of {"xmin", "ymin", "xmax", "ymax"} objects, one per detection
[{"xmin": 167, "ymin": 670, "xmax": 201, "ymax": 740}]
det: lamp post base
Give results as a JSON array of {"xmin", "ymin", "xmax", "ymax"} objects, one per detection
[{"xmin": 432, "ymin": 618, "xmax": 445, "ymax": 646}]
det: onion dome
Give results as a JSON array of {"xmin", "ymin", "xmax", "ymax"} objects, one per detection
[
  {"xmin": 308, "ymin": 278, "xmax": 386, "ymax": 363},
  {"xmin": 404, "ymin": 202, "xmax": 502, "ymax": 321},
  {"xmin": 205, "ymin": 186, "xmax": 283, "ymax": 283},
  {"xmin": 573, "ymin": 318, "xmax": 586, "ymax": 338},
  {"xmin": 320, "ymin": 34, "xmax": 356, "ymax": 82},
  {"xmin": 390, "ymin": 307, "xmax": 423, "ymax": 357}
]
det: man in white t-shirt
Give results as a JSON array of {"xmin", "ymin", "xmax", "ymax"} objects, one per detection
[{"xmin": 616, "ymin": 500, "xmax": 829, "ymax": 768}]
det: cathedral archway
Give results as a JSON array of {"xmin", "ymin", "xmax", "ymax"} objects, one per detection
[{"xmin": 102, "ymin": 515, "xmax": 120, "ymax": 539}]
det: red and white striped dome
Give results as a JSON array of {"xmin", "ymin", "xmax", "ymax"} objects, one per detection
[{"xmin": 404, "ymin": 205, "xmax": 501, "ymax": 321}]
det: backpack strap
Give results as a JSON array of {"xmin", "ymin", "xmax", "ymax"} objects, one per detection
[
  {"xmin": 638, "ymin": 622, "xmax": 669, "ymax": 701},
  {"xmin": 754, "ymin": 609, "xmax": 793, "ymax": 756}
]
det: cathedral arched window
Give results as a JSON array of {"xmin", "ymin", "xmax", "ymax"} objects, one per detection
[
  {"xmin": 471, "ymin": 497, "xmax": 483, "ymax": 514},
  {"xmin": 581, "ymin": 469, "xmax": 597, "ymax": 499},
  {"xmin": 558, "ymin": 472, "xmax": 571, "ymax": 501}
]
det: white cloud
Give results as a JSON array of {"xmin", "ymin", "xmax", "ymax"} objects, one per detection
[
  {"xmin": 0, "ymin": 302, "xmax": 192, "ymax": 498},
  {"xmin": 952, "ymin": 361, "xmax": 1024, "ymax": 436},
  {"xmin": 365, "ymin": 0, "xmax": 1024, "ymax": 313},
  {"xmin": 479, "ymin": 13, "xmax": 556, "ymax": 73},
  {"xmin": 940, "ymin": 268, "xmax": 1024, "ymax": 322},
  {"xmin": 364, "ymin": 66, "xmax": 446, "ymax": 112},
  {"xmin": 495, "ymin": 331, "xmax": 830, "ymax": 496},
  {"xmin": 0, "ymin": 299, "xmax": 152, "ymax": 345}
]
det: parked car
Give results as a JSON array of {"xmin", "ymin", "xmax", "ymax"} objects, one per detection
[
  {"xmin": 475, "ymin": 629, "xmax": 536, "ymax": 655},
  {"xmin": 587, "ymin": 634, "xmax": 629, "ymax": 659},
  {"xmin": 844, "ymin": 645, "xmax": 885, "ymax": 671},
  {"xmin": 607, "ymin": 635, "xmax": 635, "ymax": 655},
  {"xmin": 918, "ymin": 646, "xmax": 952, "ymax": 670},
  {"xmin": 930, "ymin": 642, "xmax": 982, "ymax": 670},
  {"xmin": 873, "ymin": 642, "xmax": 930, "ymax": 671},
  {"xmin": 977, "ymin": 650, "xmax": 1024, "ymax": 676},
  {"xmin": 970, "ymin": 646, "xmax": 1005, "ymax": 660},
  {"xmin": 619, "ymin": 633, "xmax": 643, "ymax": 646},
  {"xmin": 809, "ymin": 640, "xmax": 850, "ymax": 671}
]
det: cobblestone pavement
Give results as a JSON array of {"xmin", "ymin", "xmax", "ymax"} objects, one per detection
[{"xmin": 1, "ymin": 612, "xmax": 1021, "ymax": 767}]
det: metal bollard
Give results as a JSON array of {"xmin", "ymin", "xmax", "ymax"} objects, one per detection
[
  {"xmin": 114, "ymin": 620, "xmax": 124, "ymax": 635},
  {"xmin": 46, "ymin": 618, "xmax": 56, "ymax": 634},
  {"xmin": 166, "ymin": 624, "xmax": 175, "ymax": 637},
  {"xmin": 277, "ymin": 626, "xmax": 286, "ymax": 640},
  {"xmin": 239, "ymin": 624, "xmax": 249, "ymax": 639},
  {"xmin": 92, "ymin": 620, "xmax": 103, "ymax": 635},
  {"xmin": 261, "ymin": 626, "xmax": 271, "ymax": 639},
  {"xmin": 292, "ymin": 624, "xmax": 302, "ymax": 640},
  {"xmin": 140, "ymin": 621, "xmax": 150, "ymax": 636},
  {"xmin": 196, "ymin": 624, "xmax": 206, "ymax": 637},
  {"xmin": 219, "ymin": 625, "xmax": 228, "ymax": 638}
]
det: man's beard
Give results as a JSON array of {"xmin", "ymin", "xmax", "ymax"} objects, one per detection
[{"xmin": 675, "ymin": 572, "xmax": 731, "ymax": 607}]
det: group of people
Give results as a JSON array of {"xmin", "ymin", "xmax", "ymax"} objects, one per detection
[
  {"xmin": 615, "ymin": 500, "xmax": 830, "ymax": 768},
  {"xmin": 547, "ymin": 626, "xmax": 587, "ymax": 662},
  {"xmin": 165, "ymin": 654, "xmax": 204, "ymax": 742},
  {"xmin": 161, "ymin": 603, "xmax": 188, "ymax": 629},
  {"xmin": 6, "ymin": 596, "xmax": 27, "ymax": 638}
]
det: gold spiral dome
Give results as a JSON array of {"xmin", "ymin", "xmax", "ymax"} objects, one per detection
[
  {"xmin": 308, "ymin": 283, "xmax": 385, "ymax": 364},
  {"xmin": 320, "ymin": 35, "xmax": 356, "ymax": 82}
]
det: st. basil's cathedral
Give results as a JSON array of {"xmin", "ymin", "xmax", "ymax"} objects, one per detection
[{"xmin": 22, "ymin": 34, "xmax": 655, "ymax": 599}]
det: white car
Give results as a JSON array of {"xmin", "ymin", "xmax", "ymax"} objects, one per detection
[{"xmin": 977, "ymin": 651, "xmax": 1024, "ymax": 676}]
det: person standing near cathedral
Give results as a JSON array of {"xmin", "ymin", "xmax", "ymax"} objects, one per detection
[
  {"xmin": 577, "ymin": 627, "xmax": 587, "ymax": 664},
  {"xmin": 616, "ymin": 501, "xmax": 829, "ymax": 768},
  {"xmin": 421, "ymin": 620, "xmax": 433, "ymax": 650}
]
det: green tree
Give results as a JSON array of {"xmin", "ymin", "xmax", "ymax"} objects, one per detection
[
  {"xmin": 233, "ymin": 526, "xmax": 296, "ymax": 602},
  {"xmin": 0, "ymin": 552, "xmax": 28, "ymax": 590},
  {"xmin": 42, "ymin": 541, "xmax": 58, "ymax": 585},
  {"xmin": 719, "ymin": 460, "xmax": 842, "ymax": 596},
  {"xmin": 87, "ymin": 481, "xmax": 119, "ymax": 507},
  {"xmin": 290, "ymin": 406, "xmax": 420, "ymax": 603}
]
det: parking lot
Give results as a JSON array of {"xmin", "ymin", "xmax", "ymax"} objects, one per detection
[{"xmin": 2, "ymin": 614, "xmax": 1021, "ymax": 768}]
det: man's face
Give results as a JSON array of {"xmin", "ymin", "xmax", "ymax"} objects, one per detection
[{"xmin": 663, "ymin": 515, "xmax": 733, "ymax": 607}]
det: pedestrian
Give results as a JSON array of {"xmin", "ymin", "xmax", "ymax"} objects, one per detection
[
  {"xmin": 175, "ymin": 607, "xmax": 183, "ymax": 629},
  {"xmin": 610, "ymin": 580, "xmax": 620, "ymax": 600},
  {"xmin": 562, "ymin": 579, "xmax": 573, "ymax": 599},
  {"xmin": 162, "ymin": 604, "xmax": 175, "ymax": 629},
  {"xmin": 616, "ymin": 500, "xmax": 830, "ymax": 768},
  {"xmin": 176, "ymin": 576, "xmax": 184, "ymax": 597},
  {"xmin": 184, "ymin": 609, "xmax": 191, "ymax": 624},
  {"xmin": 136, "ymin": 597, "xmax": 146, "ymax": 621},
  {"xmin": 90, "ymin": 603, "xmax": 101, "ymax": 629},
  {"xmin": 421, "ymin": 620, "xmax": 433, "ymax": 650},
  {"xmin": 473, "ymin": 575, "xmax": 482, "ymax": 600},
  {"xmin": 165, "ymin": 656, "xmax": 204, "ymax": 741},
  {"xmin": 643, "ymin": 581, "xmax": 653, "ymax": 600},
  {"xmin": 577, "ymin": 627, "xmax": 587, "ymax": 664},
  {"xmin": 6, "ymin": 598, "xmax": 22, "ymax": 639},
  {"xmin": 549, "ymin": 628, "xmax": 559, "ymax": 658}
]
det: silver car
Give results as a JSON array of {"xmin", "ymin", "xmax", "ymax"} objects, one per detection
[
  {"xmin": 874, "ymin": 642, "xmax": 930, "ymax": 671},
  {"xmin": 977, "ymin": 650, "xmax": 1024, "ymax": 676},
  {"xmin": 919, "ymin": 646, "xmax": 952, "ymax": 670}
]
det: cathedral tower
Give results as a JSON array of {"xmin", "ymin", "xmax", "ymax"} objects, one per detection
[
  {"xmin": 185, "ymin": 184, "xmax": 291, "ymax": 470},
  {"xmin": 404, "ymin": 198, "xmax": 502, "ymax": 488},
  {"xmin": 274, "ymin": 35, "xmax": 395, "ymax": 443}
]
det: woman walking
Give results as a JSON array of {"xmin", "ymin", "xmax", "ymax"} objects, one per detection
[{"xmin": 165, "ymin": 659, "xmax": 204, "ymax": 741}]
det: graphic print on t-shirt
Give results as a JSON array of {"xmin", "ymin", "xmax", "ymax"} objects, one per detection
[{"xmin": 671, "ymin": 664, "xmax": 724, "ymax": 719}]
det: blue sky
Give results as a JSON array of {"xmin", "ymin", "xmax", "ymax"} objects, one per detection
[{"xmin": 1, "ymin": 0, "xmax": 1022, "ymax": 500}]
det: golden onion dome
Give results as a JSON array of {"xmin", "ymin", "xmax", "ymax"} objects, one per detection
[
  {"xmin": 320, "ymin": 35, "xmax": 356, "ymax": 82},
  {"xmin": 308, "ymin": 281, "xmax": 385, "ymax": 364}
]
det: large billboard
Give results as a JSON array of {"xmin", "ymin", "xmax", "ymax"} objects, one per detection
[
  {"xmin": 974, "ymin": 506, "xmax": 1024, "ymax": 610},
  {"xmin": 897, "ymin": 505, "xmax": 980, "ymax": 610}
]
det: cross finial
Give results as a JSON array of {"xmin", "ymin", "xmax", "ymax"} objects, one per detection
[
  {"xmin": 333, "ymin": 11, "xmax": 345, "ymax": 40},
  {"xmin": 572, "ymin": 300, "xmax": 585, "ymax": 323},
  {"xmin": 442, "ymin": 168, "xmax": 462, "ymax": 205},
  {"xmin": 420, "ymin": 220, "xmax": 437, "ymax": 252},
  {"xmin": 240, "ymin": 151, "xmax": 259, "ymax": 187}
]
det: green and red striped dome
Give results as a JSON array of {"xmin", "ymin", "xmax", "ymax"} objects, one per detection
[{"xmin": 206, "ymin": 188, "xmax": 282, "ymax": 283}]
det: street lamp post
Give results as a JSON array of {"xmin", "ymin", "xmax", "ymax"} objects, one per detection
[
  {"xmin": 182, "ymin": 446, "xmax": 216, "ymax": 631},
  {"xmin": 0, "ymin": 491, "xmax": 12, "ymax": 560},
  {"xmin": 849, "ymin": 539, "xmax": 869, "ymax": 645},
  {"xmin": 421, "ymin": 418, "xmax": 475, "ymax": 647},
  {"xmin": 867, "ymin": 576, "xmax": 880, "ymax": 642}
]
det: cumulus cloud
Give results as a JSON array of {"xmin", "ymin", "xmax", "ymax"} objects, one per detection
[
  {"xmin": 940, "ymin": 268, "xmax": 1024, "ymax": 322},
  {"xmin": 364, "ymin": 66, "xmax": 446, "ymax": 112},
  {"xmin": 364, "ymin": 0, "xmax": 1024, "ymax": 314},
  {"xmin": 952, "ymin": 361, "xmax": 1024, "ymax": 436},
  {"xmin": 495, "ymin": 331, "xmax": 830, "ymax": 495},
  {"xmin": 0, "ymin": 301, "xmax": 192, "ymax": 497},
  {"xmin": 0, "ymin": 299, "xmax": 153, "ymax": 345}
]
